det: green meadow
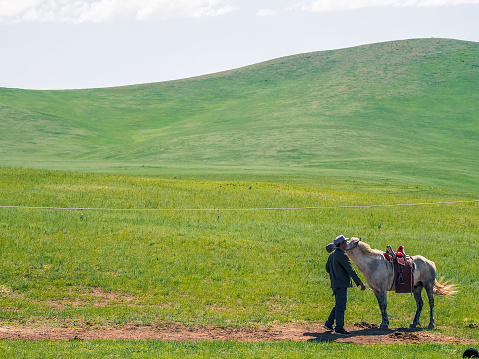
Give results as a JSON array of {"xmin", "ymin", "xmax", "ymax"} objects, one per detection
[
  {"xmin": 0, "ymin": 38, "xmax": 479, "ymax": 357},
  {"xmin": 1, "ymin": 167, "xmax": 478, "ymax": 356}
]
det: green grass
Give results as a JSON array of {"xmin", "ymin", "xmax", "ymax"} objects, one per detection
[
  {"xmin": 1, "ymin": 168, "xmax": 478, "ymax": 336},
  {"xmin": 0, "ymin": 341, "xmax": 475, "ymax": 358},
  {"xmin": 1, "ymin": 38, "xmax": 478, "ymax": 193}
]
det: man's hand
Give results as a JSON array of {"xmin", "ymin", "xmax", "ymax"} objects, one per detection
[{"xmin": 360, "ymin": 283, "xmax": 366, "ymax": 291}]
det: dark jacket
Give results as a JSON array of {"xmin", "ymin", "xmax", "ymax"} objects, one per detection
[{"xmin": 326, "ymin": 248, "xmax": 363, "ymax": 289}]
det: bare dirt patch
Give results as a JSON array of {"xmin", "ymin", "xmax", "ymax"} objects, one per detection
[{"xmin": 0, "ymin": 322, "xmax": 477, "ymax": 344}]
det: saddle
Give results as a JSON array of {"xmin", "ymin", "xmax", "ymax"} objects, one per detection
[{"xmin": 384, "ymin": 245, "xmax": 415, "ymax": 293}]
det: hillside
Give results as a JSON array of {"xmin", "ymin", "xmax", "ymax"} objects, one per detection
[{"xmin": 0, "ymin": 38, "xmax": 478, "ymax": 192}]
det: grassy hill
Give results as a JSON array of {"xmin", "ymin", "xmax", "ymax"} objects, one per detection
[{"xmin": 1, "ymin": 38, "xmax": 478, "ymax": 193}]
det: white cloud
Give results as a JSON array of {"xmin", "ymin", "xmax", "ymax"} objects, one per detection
[
  {"xmin": 3, "ymin": 0, "xmax": 477, "ymax": 23},
  {"xmin": 0, "ymin": 0, "xmax": 237, "ymax": 24},
  {"xmin": 256, "ymin": 9, "xmax": 277, "ymax": 16},
  {"xmin": 292, "ymin": 0, "xmax": 479, "ymax": 12}
]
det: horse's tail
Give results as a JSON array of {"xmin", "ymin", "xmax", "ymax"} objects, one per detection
[{"xmin": 433, "ymin": 277, "xmax": 457, "ymax": 295}]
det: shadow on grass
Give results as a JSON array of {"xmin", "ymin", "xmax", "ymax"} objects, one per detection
[{"xmin": 304, "ymin": 327, "xmax": 427, "ymax": 344}]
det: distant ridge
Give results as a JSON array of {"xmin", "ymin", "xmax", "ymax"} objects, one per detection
[{"xmin": 1, "ymin": 38, "xmax": 478, "ymax": 192}]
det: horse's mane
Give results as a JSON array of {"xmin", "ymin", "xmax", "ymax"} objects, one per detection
[{"xmin": 356, "ymin": 240, "xmax": 384, "ymax": 256}]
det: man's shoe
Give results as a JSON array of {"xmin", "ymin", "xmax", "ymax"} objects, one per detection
[
  {"xmin": 324, "ymin": 324, "xmax": 334, "ymax": 331},
  {"xmin": 334, "ymin": 328, "xmax": 351, "ymax": 335}
]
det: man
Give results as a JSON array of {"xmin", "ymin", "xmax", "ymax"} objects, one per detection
[{"xmin": 325, "ymin": 234, "xmax": 366, "ymax": 335}]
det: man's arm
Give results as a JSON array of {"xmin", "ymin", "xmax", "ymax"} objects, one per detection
[{"xmin": 339, "ymin": 253, "xmax": 364, "ymax": 287}]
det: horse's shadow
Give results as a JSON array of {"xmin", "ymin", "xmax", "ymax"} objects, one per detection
[{"xmin": 304, "ymin": 327, "xmax": 424, "ymax": 343}]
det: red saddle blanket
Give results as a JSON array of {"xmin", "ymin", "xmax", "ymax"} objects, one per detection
[
  {"xmin": 393, "ymin": 258, "xmax": 414, "ymax": 293},
  {"xmin": 383, "ymin": 248, "xmax": 415, "ymax": 293}
]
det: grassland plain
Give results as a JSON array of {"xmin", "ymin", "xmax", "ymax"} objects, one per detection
[
  {"xmin": 0, "ymin": 38, "xmax": 478, "ymax": 193},
  {"xmin": 1, "ymin": 38, "xmax": 479, "ymax": 357},
  {"xmin": 0, "ymin": 168, "xmax": 478, "ymax": 357}
]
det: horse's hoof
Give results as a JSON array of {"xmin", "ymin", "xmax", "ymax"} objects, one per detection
[
  {"xmin": 409, "ymin": 324, "xmax": 419, "ymax": 329},
  {"xmin": 379, "ymin": 325, "xmax": 389, "ymax": 330},
  {"xmin": 428, "ymin": 323, "xmax": 435, "ymax": 329}
]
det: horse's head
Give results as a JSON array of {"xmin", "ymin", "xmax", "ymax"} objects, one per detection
[{"xmin": 346, "ymin": 237, "xmax": 362, "ymax": 252}]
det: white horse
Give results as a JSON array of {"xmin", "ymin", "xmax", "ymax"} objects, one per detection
[{"xmin": 344, "ymin": 237, "xmax": 455, "ymax": 329}]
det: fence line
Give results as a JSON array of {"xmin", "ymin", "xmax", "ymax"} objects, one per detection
[{"xmin": 1, "ymin": 199, "xmax": 478, "ymax": 213}]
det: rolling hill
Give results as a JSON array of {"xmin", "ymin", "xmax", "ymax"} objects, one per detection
[{"xmin": 0, "ymin": 38, "xmax": 478, "ymax": 192}]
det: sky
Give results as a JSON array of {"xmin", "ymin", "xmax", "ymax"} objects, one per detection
[{"xmin": 1, "ymin": 0, "xmax": 478, "ymax": 90}]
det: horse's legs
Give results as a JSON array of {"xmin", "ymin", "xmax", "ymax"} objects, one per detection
[
  {"xmin": 425, "ymin": 284, "xmax": 435, "ymax": 328},
  {"xmin": 411, "ymin": 282, "xmax": 423, "ymax": 328},
  {"xmin": 374, "ymin": 289, "xmax": 389, "ymax": 329}
]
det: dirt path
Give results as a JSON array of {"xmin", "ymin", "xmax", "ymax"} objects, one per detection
[{"xmin": 0, "ymin": 322, "xmax": 477, "ymax": 345}]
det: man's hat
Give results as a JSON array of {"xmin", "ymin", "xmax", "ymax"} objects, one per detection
[{"xmin": 334, "ymin": 234, "xmax": 348, "ymax": 245}]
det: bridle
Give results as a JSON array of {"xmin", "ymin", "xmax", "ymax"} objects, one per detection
[{"xmin": 346, "ymin": 238, "xmax": 361, "ymax": 252}]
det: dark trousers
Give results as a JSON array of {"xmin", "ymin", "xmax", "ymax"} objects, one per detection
[{"xmin": 325, "ymin": 287, "xmax": 348, "ymax": 331}]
